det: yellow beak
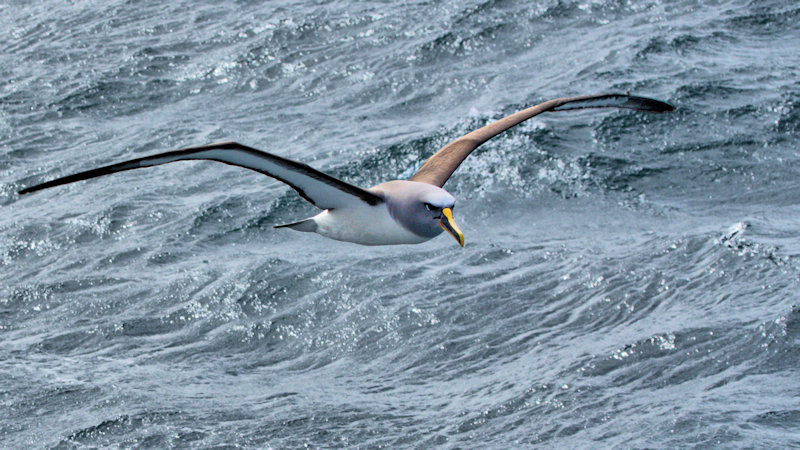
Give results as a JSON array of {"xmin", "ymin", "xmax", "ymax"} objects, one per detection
[{"xmin": 439, "ymin": 207, "xmax": 464, "ymax": 247}]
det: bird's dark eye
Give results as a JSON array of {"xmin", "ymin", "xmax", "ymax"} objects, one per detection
[{"xmin": 424, "ymin": 203, "xmax": 436, "ymax": 211}]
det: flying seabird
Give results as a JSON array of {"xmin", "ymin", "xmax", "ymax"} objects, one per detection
[{"xmin": 18, "ymin": 93, "xmax": 673, "ymax": 247}]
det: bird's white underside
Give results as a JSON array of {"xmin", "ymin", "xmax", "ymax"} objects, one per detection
[{"xmin": 311, "ymin": 204, "xmax": 430, "ymax": 245}]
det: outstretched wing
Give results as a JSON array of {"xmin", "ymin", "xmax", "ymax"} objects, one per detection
[
  {"xmin": 18, "ymin": 141, "xmax": 383, "ymax": 209},
  {"xmin": 408, "ymin": 93, "xmax": 674, "ymax": 187}
]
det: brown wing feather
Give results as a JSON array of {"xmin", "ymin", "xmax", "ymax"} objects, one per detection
[{"xmin": 408, "ymin": 94, "xmax": 674, "ymax": 187}]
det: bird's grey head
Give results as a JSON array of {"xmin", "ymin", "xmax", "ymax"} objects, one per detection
[{"xmin": 371, "ymin": 180, "xmax": 464, "ymax": 247}]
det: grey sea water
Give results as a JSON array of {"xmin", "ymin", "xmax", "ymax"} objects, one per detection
[{"xmin": 2, "ymin": 0, "xmax": 799, "ymax": 447}]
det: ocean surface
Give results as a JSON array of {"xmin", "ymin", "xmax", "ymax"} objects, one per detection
[{"xmin": 2, "ymin": 0, "xmax": 799, "ymax": 447}]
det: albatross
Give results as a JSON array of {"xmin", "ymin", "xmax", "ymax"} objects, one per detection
[{"xmin": 18, "ymin": 93, "xmax": 673, "ymax": 247}]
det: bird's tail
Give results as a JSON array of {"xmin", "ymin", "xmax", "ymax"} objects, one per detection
[{"xmin": 273, "ymin": 217, "xmax": 317, "ymax": 232}]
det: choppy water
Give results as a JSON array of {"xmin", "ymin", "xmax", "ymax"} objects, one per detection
[{"xmin": 2, "ymin": 0, "xmax": 800, "ymax": 447}]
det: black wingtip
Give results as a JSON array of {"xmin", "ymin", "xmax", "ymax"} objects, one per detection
[
  {"xmin": 552, "ymin": 94, "xmax": 675, "ymax": 114},
  {"xmin": 16, "ymin": 161, "xmax": 137, "ymax": 196},
  {"xmin": 18, "ymin": 182, "xmax": 51, "ymax": 195},
  {"xmin": 623, "ymin": 95, "xmax": 675, "ymax": 113},
  {"xmin": 17, "ymin": 172, "xmax": 92, "ymax": 195}
]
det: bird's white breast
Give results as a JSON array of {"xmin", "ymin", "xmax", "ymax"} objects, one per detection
[{"xmin": 311, "ymin": 204, "xmax": 429, "ymax": 246}]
